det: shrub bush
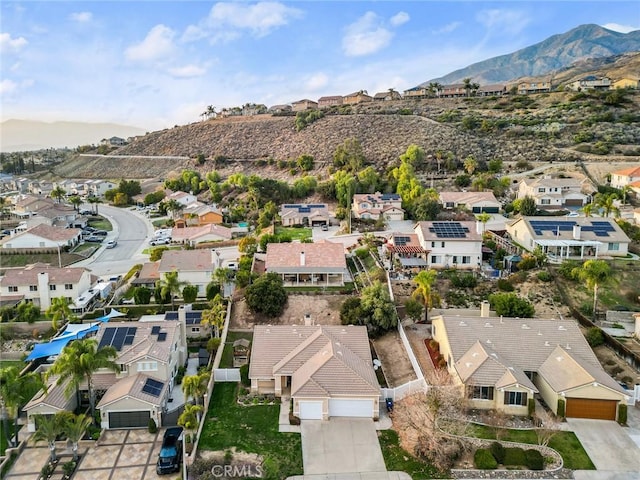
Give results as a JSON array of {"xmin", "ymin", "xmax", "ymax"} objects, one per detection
[
  {"xmin": 497, "ymin": 279, "xmax": 514, "ymax": 291},
  {"xmin": 474, "ymin": 448, "xmax": 498, "ymax": 469},
  {"xmin": 148, "ymin": 418, "xmax": 157, "ymax": 434},
  {"xmin": 62, "ymin": 461, "xmax": 77, "ymax": 477},
  {"xmin": 618, "ymin": 403, "xmax": 627, "ymax": 425},
  {"xmin": 557, "ymin": 398, "xmax": 565, "ymax": 418},
  {"xmin": 490, "ymin": 441, "xmax": 505, "ymax": 464},
  {"xmin": 586, "ymin": 327, "xmax": 604, "ymax": 347},
  {"xmin": 240, "ymin": 364, "xmax": 250, "ymax": 387},
  {"xmin": 503, "ymin": 447, "xmax": 526, "ymax": 466},
  {"xmin": 525, "ymin": 449, "xmax": 544, "ymax": 470},
  {"xmin": 528, "ymin": 398, "xmax": 536, "ymax": 418},
  {"xmin": 537, "ymin": 271, "xmax": 552, "ymax": 282},
  {"xmin": 450, "ymin": 273, "xmax": 478, "ymax": 289}
]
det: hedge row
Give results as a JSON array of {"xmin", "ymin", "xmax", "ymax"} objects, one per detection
[{"xmin": 474, "ymin": 442, "xmax": 544, "ymax": 471}]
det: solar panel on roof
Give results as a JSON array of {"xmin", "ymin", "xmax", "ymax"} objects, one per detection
[
  {"xmin": 112, "ymin": 328, "xmax": 127, "ymax": 350},
  {"xmin": 164, "ymin": 312, "xmax": 178, "ymax": 320},
  {"xmin": 151, "ymin": 326, "xmax": 161, "ymax": 334},
  {"xmin": 141, "ymin": 378, "xmax": 164, "ymax": 397},
  {"xmin": 157, "ymin": 332, "xmax": 167, "ymax": 342},
  {"xmin": 428, "ymin": 222, "xmax": 470, "ymax": 238},
  {"xmin": 123, "ymin": 327, "xmax": 137, "ymax": 346},
  {"xmin": 98, "ymin": 328, "xmax": 116, "ymax": 349}
]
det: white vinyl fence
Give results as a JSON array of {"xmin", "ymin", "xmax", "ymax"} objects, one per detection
[
  {"xmin": 213, "ymin": 368, "xmax": 241, "ymax": 382},
  {"xmin": 381, "ymin": 378, "xmax": 428, "ymax": 402}
]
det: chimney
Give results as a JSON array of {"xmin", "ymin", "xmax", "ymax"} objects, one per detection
[
  {"xmin": 476, "ymin": 221, "xmax": 483, "ymax": 235},
  {"xmin": 480, "ymin": 300, "xmax": 490, "ymax": 318},
  {"xmin": 38, "ymin": 272, "xmax": 51, "ymax": 310},
  {"xmin": 304, "ymin": 313, "xmax": 313, "ymax": 326},
  {"xmin": 573, "ymin": 225, "xmax": 581, "ymax": 240},
  {"xmin": 300, "ymin": 251, "xmax": 305, "ymax": 266}
]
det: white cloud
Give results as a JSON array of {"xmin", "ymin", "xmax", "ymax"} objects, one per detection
[
  {"xmin": 305, "ymin": 72, "xmax": 328, "ymax": 90},
  {"xmin": 168, "ymin": 64, "xmax": 207, "ymax": 78},
  {"xmin": 125, "ymin": 24, "xmax": 177, "ymax": 62},
  {"xmin": 343, "ymin": 12, "xmax": 393, "ymax": 57},
  {"xmin": 69, "ymin": 12, "xmax": 92, "ymax": 23},
  {"xmin": 432, "ymin": 21, "xmax": 462, "ymax": 35},
  {"xmin": 390, "ymin": 12, "xmax": 410, "ymax": 27},
  {"xmin": 476, "ymin": 9, "xmax": 530, "ymax": 35},
  {"xmin": 183, "ymin": 2, "xmax": 303, "ymax": 42},
  {"xmin": 0, "ymin": 32, "xmax": 28, "ymax": 54},
  {"xmin": 602, "ymin": 23, "xmax": 639, "ymax": 33},
  {"xmin": 0, "ymin": 79, "xmax": 18, "ymax": 95}
]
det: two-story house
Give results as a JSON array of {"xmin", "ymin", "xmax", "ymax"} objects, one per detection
[
  {"xmin": 518, "ymin": 80, "xmax": 552, "ymax": 94},
  {"xmin": 610, "ymin": 166, "xmax": 640, "ymax": 189},
  {"xmin": 352, "ymin": 192, "xmax": 404, "ymax": 221},
  {"xmin": 291, "ymin": 99, "xmax": 318, "ymax": 111},
  {"xmin": 0, "ymin": 264, "xmax": 97, "ymax": 310},
  {"xmin": 613, "ymin": 78, "xmax": 639, "ymax": 90},
  {"xmin": 403, "ymin": 86, "xmax": 429, "ymax": 99},
  {"xmin": 317, "ymin": 96, "xmax": 343, "ymax": 109},
  {"xmin": 439, "ymin": 84, "xmax": 467, "ymax": 97},
  {"xmin": 279, "ymin": 203, "xmax": 329, "ymax": 227},
  {"xmin": 373, "ymin": 90, "xmax": 402, "ymax": 101},
  {"xmin": 87, "ymin": 179, "xmax": 117, "ymax": 197},
  {"xmin": 167, "ymin": 191, "xmax": 197, "ymax": 207},
  {"xmin": 176, "ymin": 202, "xmax": 223, "ymax": 227},
  {"xmin": 414, "ymin": 221, "xmax": 483, "ymax": 270},
  {"xmin": 158, "ymin": 249, "xmax": 215, "ymax": 296},
  {"xmin": 568, "ymin": 75, "xmax": 611, "ymax": 91},
  {"xmin": 343, "ymin": 91, "xmax": 373, "ymax": 104},
  {"xmin": 517, "ymin": 176, "xmax": 592, "ymax": 209}
]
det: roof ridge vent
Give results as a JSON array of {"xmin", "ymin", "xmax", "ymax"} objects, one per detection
[
  {"xmin": 484, "ymin": 322, "xmax": 493, "ymax": 327},
  {"xmin": 522, "ymin": 324, "xmax": 530, "ymax": 329},
  {"xmin": 565, "ymin": 343, "xmax": 571, "ymax": 349},
  {"xmin": 459, "ymin": 321, "xmax": 467, "ymax": 326},
  {"xmin": 537, "ymin": 330, "xmax": 542, "ymax": 336},
  {"xmin": 558, "ymin": 325, "xmax": 566, "ymax": 330},
  {"xmin": 486, "ymin": 339, "xmax": 492, "ymax": 344},
  {"xmin": 544, "ymin": 341, "xmax": 550, "ymax": 347}
]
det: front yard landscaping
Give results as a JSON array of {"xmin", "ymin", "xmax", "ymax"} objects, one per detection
[
  {"xmin": 378, "ymin": 430, "xmax": 444, "ymax": 479},
  {"xmin": 199, "ymin": 382, "xmax": 302, "ymax": 479},
  {"xmin": 274, "ymin": 226, "xmax": 312, "ymax": 241}
]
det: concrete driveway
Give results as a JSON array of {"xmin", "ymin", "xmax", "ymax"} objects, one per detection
[
  {"xmin": 567, "ymin": 418, "xmax": 640, "ymax": 478},
  {"xmin": 300, "ymin": 419, "xmax": 386, "ymax": 475}
]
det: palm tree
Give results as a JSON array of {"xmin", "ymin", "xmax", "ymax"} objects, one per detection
[
  {"xmin": 164, "ymin": 199, "xmax": 184, "ymax": 220},
  {"xmin": 51, "ymin": 186, "xmax": 66, "ymax": 203},
  {"xmin": 181, "ymin": 371, "xmax": 210, "ymax": 407},
  {"xmin": 463, "ymin": 155, "xmax": 478, "ymax": 175},
  {"xmin": 45, "ymin": 297, "xmax": 75, "ymax": 331},
  {"xmin": 620, "ymin": 185, "xmax": 632, "ymax": 205},
  {"xmin": 46, "ymin": 338, "xmax": 119, "ymax": 422},
  {"xmin": 0, "ymin": 366, "xmax": 44, "ymax": 446},
  {"xmin": 68, "ymin": 195, "xmax": 82, "ymax": 212},
  {"xmin": 572, "ymin": 259, "xmax": 611, "ymax": 319},
  {"xmin": 32, "ymin": 414, "xmax": 63, "ymax": 462},
  {"xmin": 463, "ymin": 78, "xmax": 473, "ymax": 97},
  {"xmin": 87, "ymin": 196, "xmax": 102, "ymax": 215},
  {"xmin": 595, "ymin": 193, "xmax": 620, "ymax": 218},
  {"xmin": 62, "ymin": 413, "xmax": 92, "ymax": 461},
  {"xmin": 477, "ymin": 212, "xmax": 492, "ymax": 234},
  {"xmin": 580, "ymin": 202, "xmax": 595, "ymax": 217},
  {"xmin": 201, "ymin": 294, "xmax": 226, "ymax": 337},
  {"xmin": 412, "ymin": 269, "xmax": 440, "ymax": 323},
  {"xmin": 178, "ymin": 403, "xmax": 203, "ymax": 444},
  {"xmin": 158, "ymin": 271, "xmax": 187, "ymax": 309}
]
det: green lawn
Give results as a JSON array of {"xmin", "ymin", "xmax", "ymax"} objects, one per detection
[
  {"xmin": 0, "ymin": 252, "xmax": 82, "ymax": 268},
  {"xmin": 88, "ymin": 217, "xmax": 112, "ymax": 231},
  {"xmin": 199, "ymin": 383, "xmax": 302, "ymax": 479},
  {"xmin": 220, "ymin": 331, "xmax": 253, "ymax": 368},
  {"xmin": 0, "ymin": 360, "xmax": 23, "ymax": 370},
  {"xmin": 378, "ymin": 430, "xmax": 444, "ymax": 479},
  {"xmin": 275, "ymin": 226, "xmax": 312, "ymax": 241},
  {"xmin": 468, "ymin": 424, "xmax": 595, "ymax": 470}
]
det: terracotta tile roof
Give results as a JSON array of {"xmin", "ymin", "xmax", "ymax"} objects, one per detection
[
  {"xmin": 171, "ymin": 224, "xmax": 231, "ymax": 242},
  {"xmin": 612, "ymin": 166, "xmax": 640, "ymax": 177},
  {"xmin": 11, "ymin": 224, "xmax": 81, "ymax": 242},
  {"xmin": 0, "ymin": 265, "xmax": 89, "ymax": 287},
  {"xmin": 158, "ymin": 249, "xmax": 213, "ymax": 272},
  {"xmin": 132, "ymin": 262, "xmax": 160, "ymax": 284},
  {"xmin": 97, "ymin": 372, "xmax": 168, "ymax": 408},
  {"xmin": 265, "ymin": 242, "xmax": 346, "ymax": 272},
  {"xmin": 250, "ymin": 325, "xmax": 379, "ymax": 398}
]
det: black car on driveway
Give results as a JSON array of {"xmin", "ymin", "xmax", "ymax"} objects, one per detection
[{"xmin": 157, "ymin": 427, "xmax": 183, "ymax": 474}]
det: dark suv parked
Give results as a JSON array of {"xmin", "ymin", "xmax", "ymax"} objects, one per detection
[{"xmin": 156, "ymin": 427, "xmax": 183, "ymax": 474}]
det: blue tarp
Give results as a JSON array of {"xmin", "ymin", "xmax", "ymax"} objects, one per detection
[{"xmin": 24, "ymin": 322, "xmax": 100, "ymax": 361}]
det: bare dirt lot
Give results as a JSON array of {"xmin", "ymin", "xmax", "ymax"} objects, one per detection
[
  {"xmin": 372, "ymin": 331, "xmax": 417, "ymax": 387},
  {"xmin": 229, "ymin": 294, "xmax": 345, "ymax": 329}
]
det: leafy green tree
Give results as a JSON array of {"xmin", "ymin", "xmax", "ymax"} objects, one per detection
[
  {"xmin": 573, "ymin": 259, "xmax": 611, "ymax": 318},
  {"xmin": 201, "ymin": 294, "xmax": 226, "ymax": 337},
  {"xmin": 16, "ymin": 301, "xmax": 40, "ymax": 323},
  {"xmin": 333, "ymin": 137, "xmax": 366, "ymax": 172},
  {"xmin": 340, "ymin": 297, "xmax": 363, "ymax": 326},
  {"xmin": 245, "ymin": 273, "xmax": 287, "ymax": 317},
  {"xmin": 334, "ymin": 170, "xmax": 356, "ymax": 208},
  {"xmin": 178, "ymin": 403, "xmax": 203, "ymax": 435},
  {"xmin": 164, "ymin": 199, "xmax": 184, "ymax": 219},
  {"xmin": 413, "ymin": 195, "xmax": 441, "ymax": 221},
  {"xmin": 257, "ymin": 200, "xmax": 278, "ymax": 229},
  {"xmin": 144, "ymin": 191, "xmax": 165, "ymax": 206},
  {"xmin": 412, "ymin": 270, "xmax": 440, "ymax": 323},
  {"xmin": 182, "ymin": 371, "xmax": 210, "ymax": 407},
  {"xmin": 488, "ymin": 158, "xmax": 503, "ymax": 173},
  {"xmin": 62, "ymin": 413, "xmax": 92, "ymax": 461},
  {"xmin": 357, "ymin": 281, "xmax": 397, "ymax": 336},
  {"xmin": 113, "ymin": 192, "xmax": 128, "ymax": 206},
  {"xmin": 118, "ymin": 179, "xmax": 142, "ymax": 198},
  {"xmin": 46, "ymin": 339, "xmax": 118, "ymax": 423},
  {"xmin": 516, "ymin": 195, "xmax": 537, "ymax": 216},
  {"xmin": 205, "ymin": 281, "xmax": 221, "ymax": 301},
  {"xmin": 488, "ymin": 293, "xmax": 535, "ymax": 317},
  {"xmin": 149, "ymin": 246, "xmax": 168, "ymax": 261},
  {"xmin": 595, "ymin": 193, "xmax": 620, "ymax": 218},
  {"xmin": 182, "ymin": 284, "xmax": 199, "ymax": 303},
  {"xmin": 238, "ymin": 236, "xmax": 257, "ymax": 255},
  {"xmin": 404, "ymin": 298, "xmax": 424, "ymax": 323},
  {"xmin": 454, "ymin": 174, "xmax": 471, "ymax": 188},
  {"xmin": 356, "ymin": 166, "xmax": 380, "ymax": 193},
  {"xmin": 391, "ymin": 157, "xmax": 424, "ymax": 209},
  {"xmin": 87, "ymin": 196, "xmax": 102, "ymax": 215},
  {"xmin": 158, "ymin": 271, "xmax": 187, "ymax": 309},
  {"xmin": 32, "ymin": 414, "xmax": 63, "ymax": 462},
  {"xmin": 399, "ymin": 144, "xmax": 426, "ymax": 169},
  {"xmin": 296, "ymin": 154, "xmax": 314, "ymax": 171},
  {"xmin": 0, "ymin": 366, "xmax": 43, "ymax": 446},
  {"xmin": 46, "ymin": 297, "xmax": 75, "ymax": 330},
  {"xmin": 477, "ymin": 212, "xmax": 491, "ymax": 234},
  {"xmin": 133, "ymin": 286, "xmax": 152, "ymax": 305},
  {"xmin": 585, "ymin": 327, "xmax": 604, "ymax": 347}
]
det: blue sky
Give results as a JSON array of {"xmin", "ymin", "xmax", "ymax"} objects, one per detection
[{"xmin": 1, "ymin": 1, "xmax": 639, "ymax": 130}]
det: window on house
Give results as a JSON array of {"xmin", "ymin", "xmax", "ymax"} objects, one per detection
[
  {"xmin": 8, "ymin": 286, "xmax": 18, "ymax": 292},
  {"xmin": 192, "ymin": 327, "xmax": 200, "ymax": 333},
  {"xmin": 137, "ymin": 361, "xmax": 158, "ymax": 372},
  {"xmin": 609, "ymin": 243, "xmax": 620, "ymax": 251},
  {"xmin": 541, "ymin": 199, "xmax": 551, "ymax": 205},
  {"xmin": 462, "ymin": 256, "xmax": 471, "ymax": 264},
  {"xmin": 29, "ymin": 285, "xmax": 38, "ymax": 292},
  {"xmin": 120, "ymin": 364, "xmax": 127, "ymax": 372},
  {"xmin": 66, "ymin": 297, "xmax": 73, "ymax": 303},
  {"xmin": 65, "ymin": 284, "xmax": 73, "ymax": 290},
  {"xmin": 431, "ymin": 255, "xmax": 440, "ymax": 264},
  {"xmin": 49, "ymin": 285, "xmax": 57, "ymax": 291},
  {"xmin": 470, "ymin": 386, "xmax": 494, "ymax": 400},
  {"xmin": 441, "ymin": 242, "xmax": 445, "ymax": 248},
  {"xmin": 537, "ymin": 188, "xmax": 545, "ymax": 193},
  {"xmin": 431, "ymin": 242, "xmax": 435, "ymax": 248},
  {"xmin": 504, "ymin": 391, "xmax": 528, "ymax": 406},
  {"xmin": 453, "ymin": 256, "xmax": 458, "ymax": 264}
]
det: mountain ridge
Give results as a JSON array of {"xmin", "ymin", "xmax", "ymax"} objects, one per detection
[{"xmin": 421, "ymin": 24, "xmax": 640, "ymax": 86}]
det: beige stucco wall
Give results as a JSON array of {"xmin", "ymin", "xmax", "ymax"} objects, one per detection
[
  {"xmin": 535, "ymin": 375, "xmax": 560, "ymax": 415},
  {"xmin": 126, "ymin": 358, "xmax": 170, "ymax": 381},
  {"xmin": 565, "ymin": 384, "xmax": 627, "ymax": 401},
  {"xmin": 26, "ymin": 397, "xmax": 76, "ymax": 432}
]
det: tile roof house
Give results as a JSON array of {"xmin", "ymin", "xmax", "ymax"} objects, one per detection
[
  {"xmin": 506, "ymin": 217, "xmax": 630, "ymax": 260},
  {"xmin": 131, "ymin": 262, "xmax": 161, "ymax": 288},
  {"xmin": 317, "ymin": 96, "xmax": 343, "ymax": 108},
  {"xmin": 432, "ymin": 311, "xmax": 629, "ymax": 420},
  {"xmin": 414, "ymin": 221, "xmax": 483, "ymax": 270},
  {"xmin": 164, "ymin": 304, "xmax": 209, "ymax": 338},
  {"xmin": 265, "ymin": 242, "xmax": 347, "ymax": 287},
  {"xmin": 373, "ymin": 90, "xmax": 402, "ymax": 101},
  {"xmin": 439, "ymin": 191, "xmax": 501, "ymax": 214},
  {"xmin": 613, "ymin": 78, "xmax": 639, "ymax": 90},
  {"xmin": 176, "ymin": 202, "xmax": 223, "ymax": 227},
  {"xmin": 518, "ymin": 80, "xmax": 552, "ymax": 94},
  {"xmin": 0, "ymin": 264, "xmax": 97, "ymax": 310},
  {"xmin": 384, "ymin": 233, "xmax": 428, "ymax": 270},
  {"xmin": 517, "ymin": 176, "xmax": 592, "ymax": 209},
  {"xmin": 24, "ymin": 375, "xmax": 77, "ymax": 432},
  {"xmin": 167, "ymin": 191, "xmax": 197, "ymax": 207},
  {"xmin": 477, "ymin": 84, "xmax": 506, "ymax": 96},
  {"xmin": 292, "ymin": 99, "xmax": 318, "ymax": 112},
  {"xmin": 352, "ymin": 192, "xmax": 404, "ymax": 221},
  {"xmin": 439, "ymin": 84, "xmax": 467, "ymax": 98},
  {"xmin": 250, "ymin": 325, "xmax": 380, "ymax": 420},
  {"xmin": 568, "ymin": 75, "xmax": 611, "ymax": 91},
  {"xmin": 403, "ymin": 86, "xmax": 429, "ymax": 99},
  {"xmin": 171, "ymin": 224, "xmax": 232, "ymax": 246},
  {"xmin": 279, "ymin": 203, "xmax": 329, "ymax": 227},
  {"xmin": 610, "ymin": 166, "xmax": 640, "ymax": 189},
  {"xmin": 1, "ymin": 224, "xmax": 82, "ymax": 249},
  {"xmin": 158, "ymin": 249, "xmax": 215, "ymax": 296}
]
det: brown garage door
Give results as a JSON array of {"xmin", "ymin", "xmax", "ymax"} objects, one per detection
[
  {"xmin": 564, "ymin": 199, "xmax": 584, "ymax": 206},
  {"xmin": 566, "ymin": 398, "xmax": 617, "ymax": 420}
]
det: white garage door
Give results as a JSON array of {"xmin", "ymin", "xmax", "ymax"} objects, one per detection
[
  {"xmin": 299, "ymin": 401, "xmax": 323, "ymax": 420},
  {"xmin": 328, "ymin": 399, "xmax": 372, "ymax": 418}
]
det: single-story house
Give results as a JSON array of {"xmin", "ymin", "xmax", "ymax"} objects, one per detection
[
  {"xmin": 507, "ymin": 217, "xmax": 630, "ymax": 260},
  {"xmin": 432, "ymin": 309, "xmax": 629, "ymax": 420},
  {"xmin": 264, "ymin": 242, "xmax": 347, "ymax": 287},
  {"xmin": 131, "ymin": 262, "xmax": 161, "ymax": 288},
  {"xmin": 317, "ymin": 96, "xmax": 343, "ymax": 108},
  {"xmin": 439, "ymin": 191, "xmax": 501, "ymax": 213},
  {"xmin": 171, "ymin": 224, "xmax": 232, "ymax": 245},
  {"xmin": 343, "ymin": 91, "xmax": 373, "ymax": 104},
  {"xmin": 1, "ymin": 224, "xmax": 81, "ymax": 249},
  {"xmin": 280, "ymin": 203, "xmax": 329, "ymax": 227},
  {"xmin": 250, "ymin": 325, "xmax": 380, "ymax": 420}
]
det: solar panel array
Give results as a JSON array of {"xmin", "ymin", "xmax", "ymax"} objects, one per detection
[
  {"xmin": 151, "ymin": 326, "xmax": 161, "ymax": 334},
  {"xmin": 98, "ymin": 327, "xmax": 137, "ymax": 351},
  {"xmin": 394, "ymin": 236, "xmax": 411, "ymax": 246},
  {"xmin": 428, "ymin": 222, "xmax": 470, "ymax": 238},
  {"xmin": 157, "ymin": 332, "xmax": 167, "ymax": 342},
  {"xmin": 185, "ymin": 312, "xmax": 202, "ymax": 325},
  {"xmin": 141, "ymin": 378, "xmax": 164, "ymax": 397},
  {"xmin": 529, "ymin": 220, "xmax": 614, "ymax": 238}
]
